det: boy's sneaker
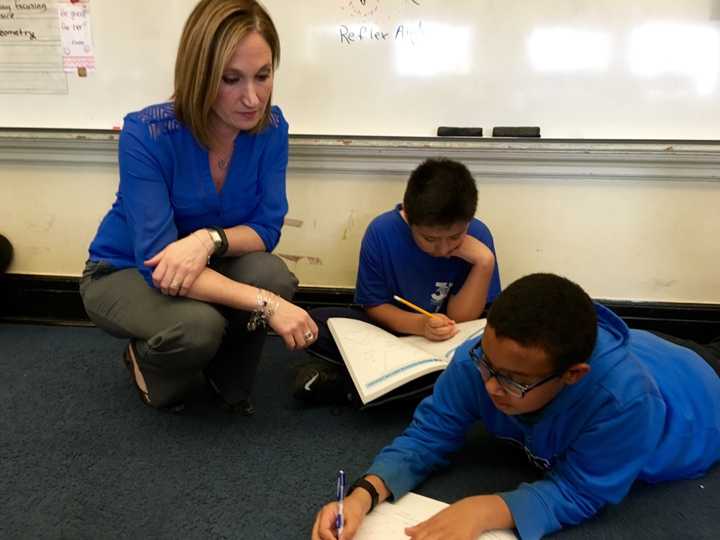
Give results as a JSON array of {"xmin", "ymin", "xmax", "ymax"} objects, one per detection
[{"xmin": 292, "ymin": 361, "xmax": 355, "ymax": 405}]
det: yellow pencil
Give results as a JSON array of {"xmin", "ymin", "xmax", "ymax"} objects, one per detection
[{"xmin": 392, "ymin": 295, "xmax": 441, "ymax": 319}]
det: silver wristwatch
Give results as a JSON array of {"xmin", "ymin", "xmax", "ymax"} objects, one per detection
[{"xmin": 206, "ymin": 228, "xmax": 223, "ymax": 255}]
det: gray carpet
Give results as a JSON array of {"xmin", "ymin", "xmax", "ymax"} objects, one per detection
[{"xmin": 1, "ymin": 324, "xmax": 718, "ymax": 539}]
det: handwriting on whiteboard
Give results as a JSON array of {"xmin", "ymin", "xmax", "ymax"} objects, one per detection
[{"xmin": 339, "ymin": 20, "xmax": 424, "ymax": 45}]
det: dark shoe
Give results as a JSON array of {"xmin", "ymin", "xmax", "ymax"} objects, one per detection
[
  {"xmin": 204, "ymin": 373, "xmax": 256, "ymax": 416},
  {"xmin": 292, "ymin": 361, "xmax": 354, "ymax": 406},
  {"xmin": 122, "ymin": 343, "xmax": 185, "ymax": 414},
  {"xmin": 221, "ymin": 398, "xmax": 256, "ymax": 416}
]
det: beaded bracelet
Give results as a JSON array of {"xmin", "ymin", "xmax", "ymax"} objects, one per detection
[{"xmin": 247, "ymin": 288, "xmax": 279, "ymax": 331}]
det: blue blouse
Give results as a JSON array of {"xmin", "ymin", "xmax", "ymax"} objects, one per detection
[{"xmin": 88, "ymin": 103, "xmax": 289, "ymax": 286}]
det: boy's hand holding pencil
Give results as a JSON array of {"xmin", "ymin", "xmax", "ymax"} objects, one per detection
[
  {"xmin": 423, "ymin": 313, "xmax": 458, "ymax": 341},
  {"xmin": 393, "ymin": 295, "xmax": 458, "ymax": 342}
]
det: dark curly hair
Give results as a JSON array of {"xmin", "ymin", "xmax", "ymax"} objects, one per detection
[{"xmin": 487, "ymin": 273, "xmax": 598, "ymax": 371}]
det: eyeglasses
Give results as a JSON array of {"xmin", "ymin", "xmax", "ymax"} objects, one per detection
[{"xmin": 469, "ymin": 342, "xmax": 562, "ymax": 399}]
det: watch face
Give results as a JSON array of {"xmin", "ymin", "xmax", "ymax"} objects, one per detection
[{"xmin": 208, "ymin": 229, "xmax": 222, "ymax": 247}]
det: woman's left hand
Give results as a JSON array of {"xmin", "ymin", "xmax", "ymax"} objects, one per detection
[{"xmin": 145, "ymin": 232, "xmax": 212, "ymax": 296}]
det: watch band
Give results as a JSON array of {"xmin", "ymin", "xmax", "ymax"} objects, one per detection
[
  {"xmin": 206, "ymin": 227, "xmax": 228, "ymax": 257},
  {"xmin": 347, "ymin": 477, "xmax": 379, "ymax": 513}
]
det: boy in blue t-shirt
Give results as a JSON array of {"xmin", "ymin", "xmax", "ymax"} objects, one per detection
[{"xmin": 296, "ymin": 158, "xmax": 501, "ymax": 404}]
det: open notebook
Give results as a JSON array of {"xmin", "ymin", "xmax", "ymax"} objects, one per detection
[
  {"xmin": 327, "ymin": 318, "xmax": 486, "ymax": 405},
  {"xmin": 355, "ymin": 492, "xmax": 517, "ymax": 540}
]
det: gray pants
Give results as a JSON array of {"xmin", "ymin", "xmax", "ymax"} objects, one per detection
[{"xmin": 80, "ymin": 252, "xmax": 298, "ymax": 407}]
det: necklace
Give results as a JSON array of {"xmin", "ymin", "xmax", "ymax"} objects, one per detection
[{"xmin": 215, "ymin": 149, "xmax": 233, "ymax": 171}]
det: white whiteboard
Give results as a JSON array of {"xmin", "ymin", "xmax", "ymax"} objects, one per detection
[{"xmin": 1, "ymin": 0, "xmax": 720, "ymax": 139}]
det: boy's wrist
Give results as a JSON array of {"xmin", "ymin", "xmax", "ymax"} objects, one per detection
[
  {"xmin": 366, "ymin": 304, "xmax": 428, "ymax": 337},
  {"xmin": 347, "ymin": 484, "xmax": 374, "ymax": 515}
]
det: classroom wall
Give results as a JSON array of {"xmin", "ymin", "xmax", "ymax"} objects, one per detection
[{"xmin": 1, "ymin": 137, "xmax": 719, "ymax": 304}]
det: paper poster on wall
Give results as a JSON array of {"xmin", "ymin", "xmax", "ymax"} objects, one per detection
[
  {"xmin": 0, "ymin": 0, "xmax": 66, "ymax": 94},
  {"xmin": 58, "ymin": 1, "xmax": 94, "ymax": 74}
]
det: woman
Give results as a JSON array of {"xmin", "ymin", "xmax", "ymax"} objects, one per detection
[{"xmin": 80, "ymin": 0, "xmax": 317, "ymax": 414}]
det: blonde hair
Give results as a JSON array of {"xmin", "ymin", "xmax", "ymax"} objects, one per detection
[{"xmin": 173, "ymin": 0, "xmax": 280, "ymax": 148}]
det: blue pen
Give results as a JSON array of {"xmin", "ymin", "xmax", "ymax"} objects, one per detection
[{"xmin": 336, "ymin": 469, "xmax": 346, "ymax": 538}]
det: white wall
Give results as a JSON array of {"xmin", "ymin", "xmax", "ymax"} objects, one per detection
[{"xmin": 1, "ymin": 135, "xmax": 719, "ymax": 303}]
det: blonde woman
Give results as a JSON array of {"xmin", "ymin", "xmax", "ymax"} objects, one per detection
[{"xmin": 81, "ymin": 0, "xmax": 316, "ymax": 414}]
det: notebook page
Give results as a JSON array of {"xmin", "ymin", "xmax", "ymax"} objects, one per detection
[
  {"xmin": 328, "ymin": 318, "xmax": 445, "ymax": 403},
  {"xmin": 355, "ymin": 492, "xmax": 517, "ymax": 540}
]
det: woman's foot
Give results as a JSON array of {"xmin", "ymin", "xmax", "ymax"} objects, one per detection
[
  {"xmin": 123, "ymin": 342, "xmax": 150, "ymax": 405},
  {"xmin": 122, "ymin": 342, "xmax": 185, "ymax": 413},
  {"xmin": 204, "ymin": 374, "xmax": 255, "ymax": 415},
  {"xmin": 222, "ymin": 398, "xmax": 255, "ymax": 416}
]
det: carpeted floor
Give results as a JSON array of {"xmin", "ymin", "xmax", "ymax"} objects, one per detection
[{"xmin": 1, "ymin": 323, "xmax": 718, "ymax": 539}]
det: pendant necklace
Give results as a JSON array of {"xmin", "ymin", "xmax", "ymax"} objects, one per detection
[
  {"xmin": 215, "ymin": 145, "xmax": 234, "ymax": 171},
  {"xmin": 217, "ymin": 154, "xmax": 231, "ymax": 170}
]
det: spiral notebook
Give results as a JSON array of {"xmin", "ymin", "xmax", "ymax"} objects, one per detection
[{"xmin": 327, "ymin": 317, "xmax": 486, "ymax": 405}]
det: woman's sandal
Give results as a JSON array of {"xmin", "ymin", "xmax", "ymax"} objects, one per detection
[{"xmin": 122, "ymin": 342, "xmax": 185, "ymax": 414}]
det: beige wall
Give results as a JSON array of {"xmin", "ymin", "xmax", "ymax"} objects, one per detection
[{"xmin": 1, "ymin": 138, "xmax": 719, "ymax": 303}]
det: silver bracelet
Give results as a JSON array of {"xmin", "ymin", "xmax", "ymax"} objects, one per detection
[{"xmin": 247, "ymin": 288, "xmax": 279, "ymax": 331}]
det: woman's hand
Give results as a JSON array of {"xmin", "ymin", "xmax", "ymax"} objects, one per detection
[
  {"xmin": 144, "ymin": 231, "xmax": 213, "ymax": 296},
  {"xmin": 423, "ymin": 313, "xmax": 458, "ymax": 342},
  {"xmin": 268, "ymin": 297, "xmax": 319, "ymax": 351},
  {"xmin": 311, "ymin": 493, "xmax": 370, "ymax": 540}
]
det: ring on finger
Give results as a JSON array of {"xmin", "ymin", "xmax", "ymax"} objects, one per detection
[{"xmin": 304, "ymin": 330, "xmax": 314, "ymax": 341}]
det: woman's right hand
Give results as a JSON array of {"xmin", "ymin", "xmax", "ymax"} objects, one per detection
[
  {"xmin": 423, "ymin": 313, "xmax": 458, "ymax": 342},
  {"xmin": 269, "ymin": 297, "xmax": 319, "ymax": 351},
  {"xmin": 144, "ymin": 230, "xmax": 213, "ymax": 296}
]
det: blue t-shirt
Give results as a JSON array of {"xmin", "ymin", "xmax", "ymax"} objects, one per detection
[
  {"xmin": 88, "ymin": 103, "xmax": 289, "ymax": 286},
  {"xmin": 355, "ymin": 205, "xmax": 501, "ymax": 311}
]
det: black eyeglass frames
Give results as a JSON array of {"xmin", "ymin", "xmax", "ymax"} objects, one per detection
[{"xmin": 469, "ymin": 342, "xmax": 562, "ymax": 399}]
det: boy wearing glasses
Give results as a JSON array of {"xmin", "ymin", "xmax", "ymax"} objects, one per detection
[{"xmin": 311, "ymin": 273, "xmax": 720, "ymax": 540}]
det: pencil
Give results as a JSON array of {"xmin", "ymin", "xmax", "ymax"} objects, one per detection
[{"xmin": 392, "ymin": 295, "xmax": 441, "ymax": 319}]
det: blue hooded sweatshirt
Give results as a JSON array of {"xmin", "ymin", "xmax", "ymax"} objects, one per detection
[{"xmin": 367, "ymin": 304, "xmax": 720, "ymax": 539}]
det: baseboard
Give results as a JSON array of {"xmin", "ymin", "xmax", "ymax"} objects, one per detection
[
  {"xmin": 0, "ymin": 274, "xmax": 91, "ymax": 327},
  {"xmin": 2, "ymin": 273, "xmax": 719, "ymax": 341},
  {"xmin": 0, "ymin": 274, "xmax": 358, "ymax": 327}
]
